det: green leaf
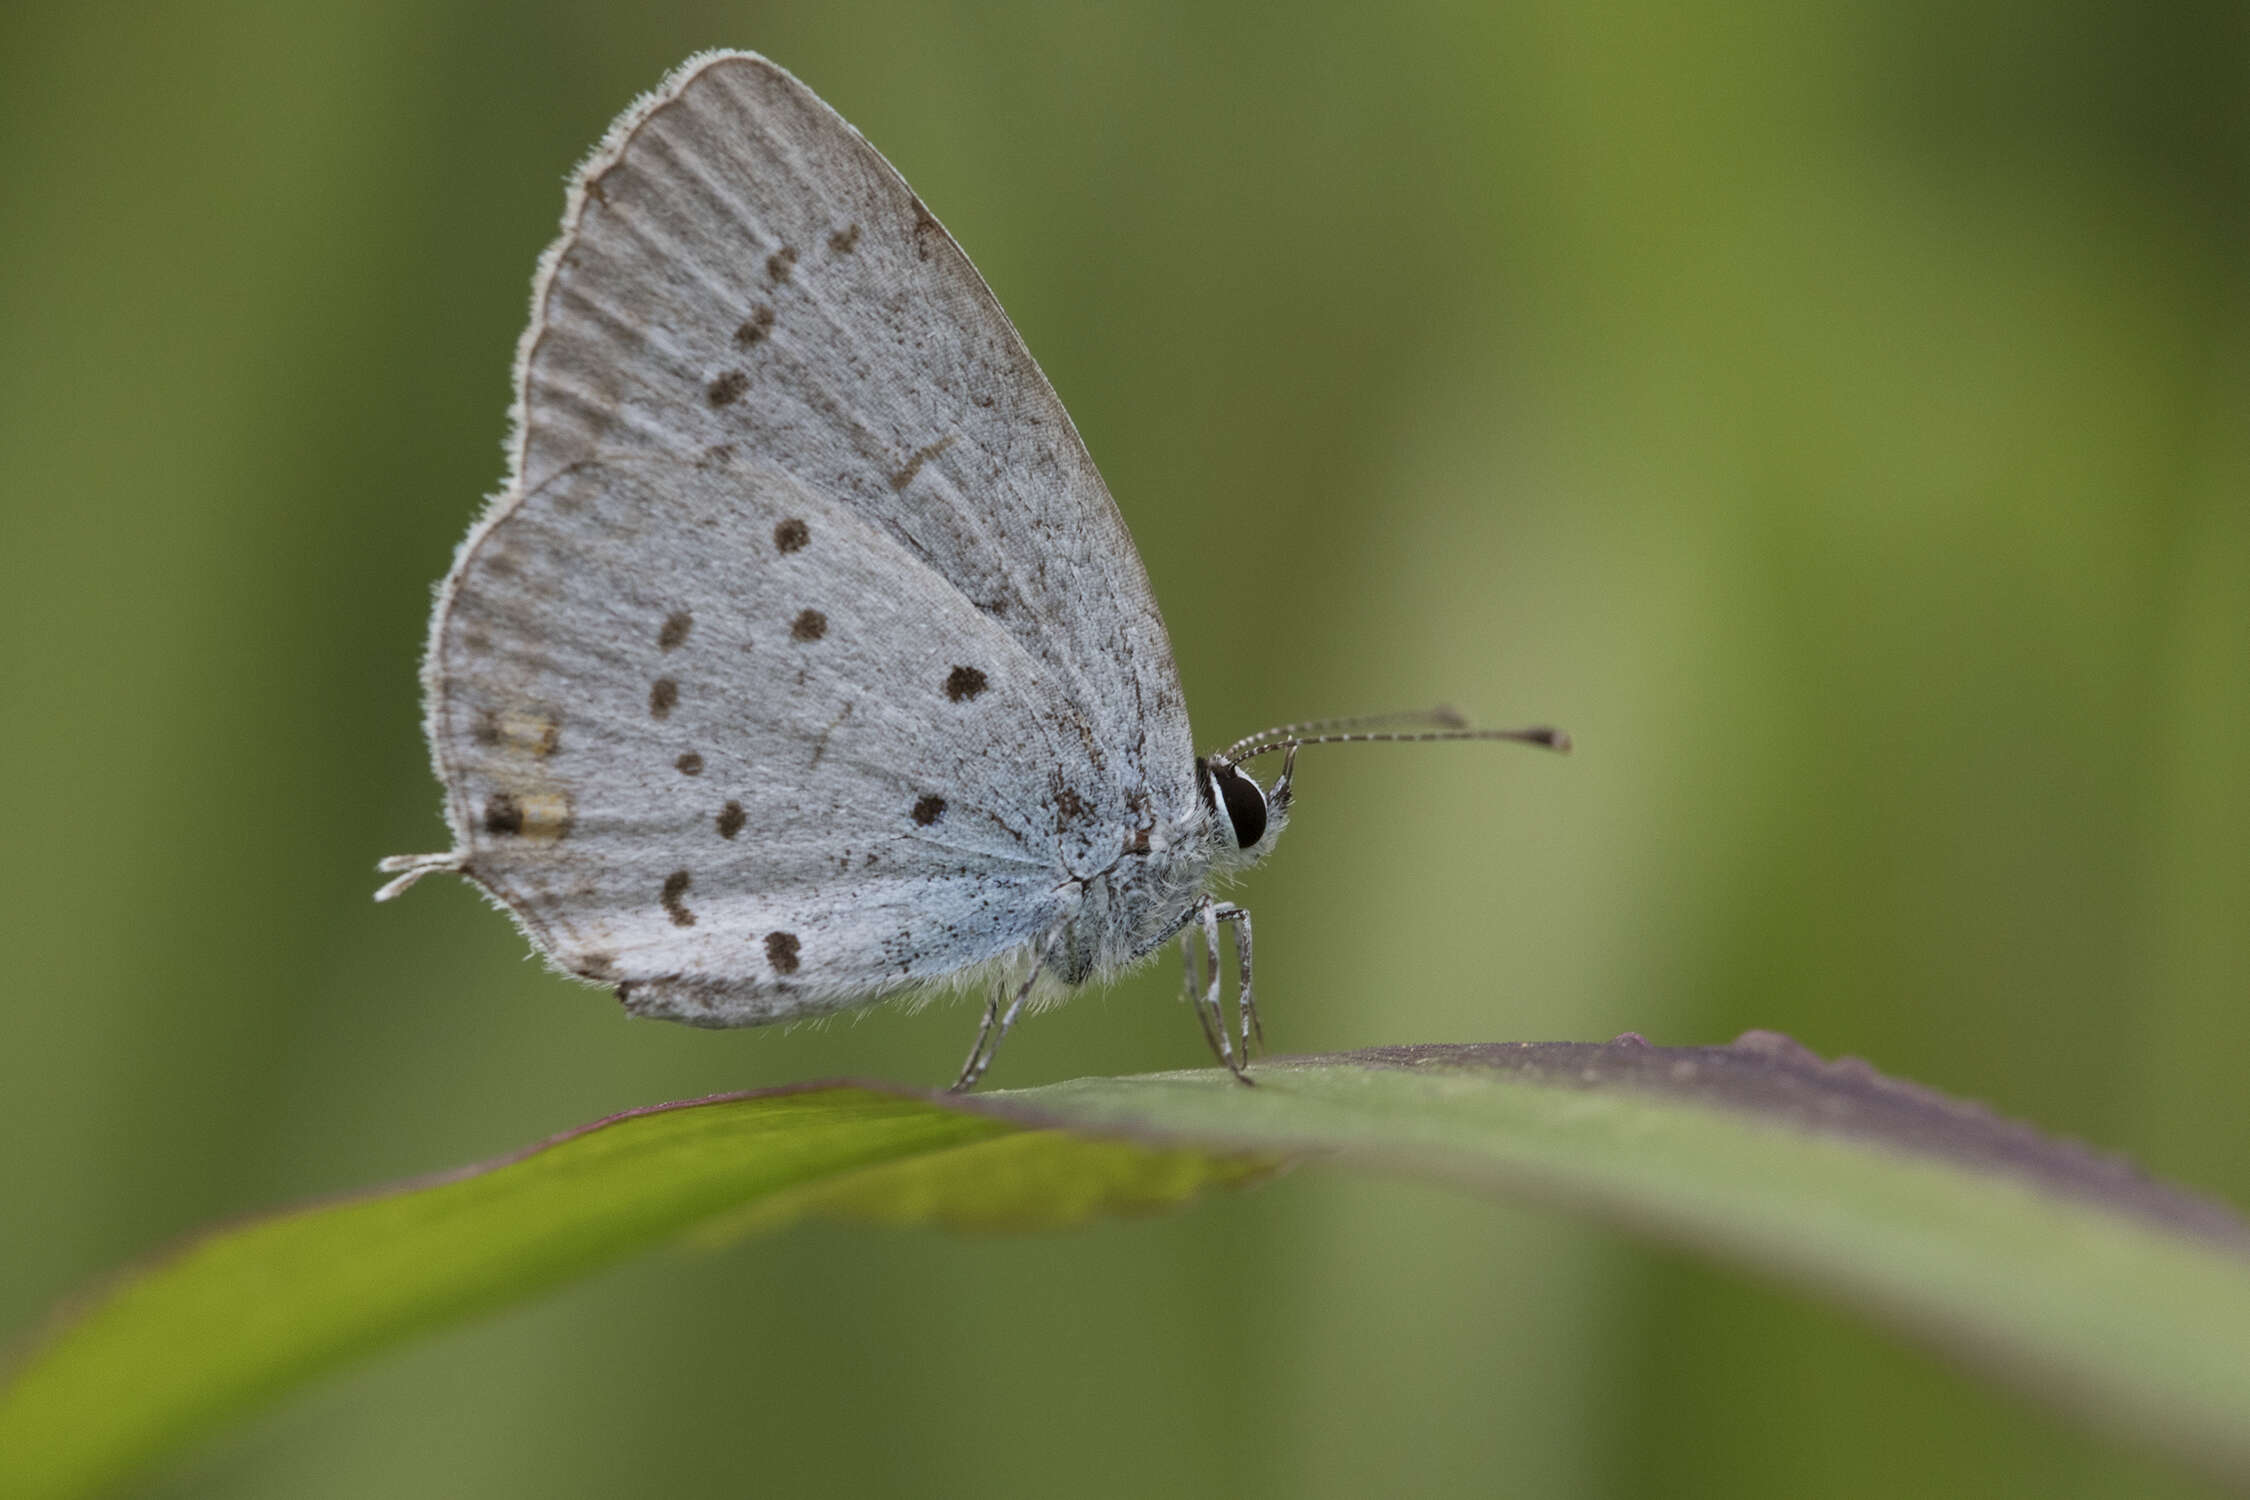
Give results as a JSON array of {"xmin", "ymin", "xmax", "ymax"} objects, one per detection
[{"xmin": 5, "ymin": 1038, "xmax": 2249, "ymax": 1497}]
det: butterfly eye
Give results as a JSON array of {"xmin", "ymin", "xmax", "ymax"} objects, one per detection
[{"xmin": 1209, "ymin": 761, "xmax": 1268, "ymax": 849}]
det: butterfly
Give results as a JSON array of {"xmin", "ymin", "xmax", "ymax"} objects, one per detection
[{"xmin": 379, "ymin": 51, "xmax": 1565, "ymax": 1088}]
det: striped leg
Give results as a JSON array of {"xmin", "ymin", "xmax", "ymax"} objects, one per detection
[
  {"xmin": 1197, "ymin": 898, "xmax": 1251, "ymax": 1085},
  {"xmin": 1213, "ymin": 902, "xmax": 1259, "ymax": 1055},
  {"xmin": 950, "ymin": 953, "xmax": 1045, "ymax": 1091},
  {"xmin": 1181, "ymin": 922, "xmax": 1223, "ymax": 1061}
]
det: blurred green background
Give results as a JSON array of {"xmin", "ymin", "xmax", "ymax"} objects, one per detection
[{"xmin": 5, "ymin": 1, "xmax": 2246, "ymax": 1495}]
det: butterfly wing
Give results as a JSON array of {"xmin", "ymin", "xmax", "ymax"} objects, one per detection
[
  {"xmin": 431, "ymin": 456, "xmax": 1084, "ymax": 1021},
  {"xmin": 517, "ymin": 50, "xmax": 1191, "ymax": 814},
  {"xmin": 407, "ymin": 52, "xmax": 1195, "ymax": 1022}
]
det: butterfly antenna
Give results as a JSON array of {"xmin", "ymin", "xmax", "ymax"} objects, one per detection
[
  {"xmin": 1215, "ymin": 707, "xmax": 1471, "ymax": 765},
  {"xmin": 1220, "ymin": 724, "xmax": 1571, "ymax": 769}
]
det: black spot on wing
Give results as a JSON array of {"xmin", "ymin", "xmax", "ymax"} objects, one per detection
[
  {"xmin": 791, "ymin": 609, "xmax": 827, "ymax": 642},
  {"xmin": 734, "ymin": 304, "xmax": 775, "ymax": 346},
  {"xmin": 944, "ymin": 665, "xmax": 987, "ymax": 702},
  {"xmin": 482, "ymin": 792, "xmax": 523, "ymax": 836},
  {"xmin": 658, "ymin": 610, "xmax": 692, "ymax": 651},
  {"xmin": 675, "ymin": 751, "xmax": 704, "ymax": 776},
  {"xmin": 828, "ymin": 223, "xmax": 860, "ymax": 253},
  {"xmin": 661, "ymin": 870, "xmax": 696, "ymax": 927},
  {"xmin": 774, "ymin": 517, "xmax": 809, "ymax": 553},
  {"xmin": 766, "ymin": 931, "xmax": 801, "ymax": 974},
  {"xmin": 912, "ymin": 794, "xmax": 946, "ymax": 826},
  {"xmin": 766, "ymin": 246, "xmax": 797, "ymax": 282},
  {"xmin": 717, "ymin": 800, "xmax": 745, "ymax": 839},
  {"xmin": 706, "ymin": 369, "xmax": 748, "ymax": 407},
  {"xmin": 649, "ymin": 678, "xmax": 678, "ymax": 718}
]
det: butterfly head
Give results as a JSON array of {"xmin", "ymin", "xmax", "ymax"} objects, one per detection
[
  {"xmin": 1197, "ymin": 709, "xmax": 1571, "ymax": 871},
  {"xmin": 1197, "ymin": 748, "xmax": 1294, "ymax": 869}
]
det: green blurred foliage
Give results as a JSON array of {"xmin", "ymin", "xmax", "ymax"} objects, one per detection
[{"xmin": 2, "ymin": 1, "xmax": 2243, "ymax": 1495}]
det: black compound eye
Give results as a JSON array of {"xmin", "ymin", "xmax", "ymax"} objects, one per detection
[{"xmin": 1211, "ymin": 762, "xmax": 1268, "ymax": 849}]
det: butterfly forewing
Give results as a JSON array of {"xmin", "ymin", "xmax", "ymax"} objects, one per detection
[{"xmin": 513, "ymin": 52, "xmax": 1192, "ymax": 820}]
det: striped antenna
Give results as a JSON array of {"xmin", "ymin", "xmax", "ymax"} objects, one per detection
[
  {"xmin": 1219, "ymin": 721, "xmax": 1570, "ymax": 768},
  {"xmin": 1214, "ymin": 707, "xmax": 1469, "ymax": 765}
]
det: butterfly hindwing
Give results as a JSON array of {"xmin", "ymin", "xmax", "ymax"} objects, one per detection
[{"xmin": 434, "ymin": 457, "xmax": 1091, "ymax": 1021}]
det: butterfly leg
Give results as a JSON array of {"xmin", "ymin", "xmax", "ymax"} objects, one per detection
[
  {"xmin": 1212, "ymin": 902, "xmax": 1260, "ymax": 1055},
  {"xmin": 1180, "ymin": 923, "xmax": 1225, "ymax": 1060},
  {"xmin": 950, "ymin": 989, "xmax": 1003, "ymax": 1092},
  {"xmin": 1196, "ymin": 898, "xmax": 1252, "ymax": 1086},
  {"xmin": 950, "ymin": 953, "xmax": 1046, "ymax": 1092}
]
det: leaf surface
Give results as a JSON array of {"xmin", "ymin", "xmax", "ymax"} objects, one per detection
[{"xmin": 6, "ymin": 1037, "xmax": 2247, "ymax": 1496}]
